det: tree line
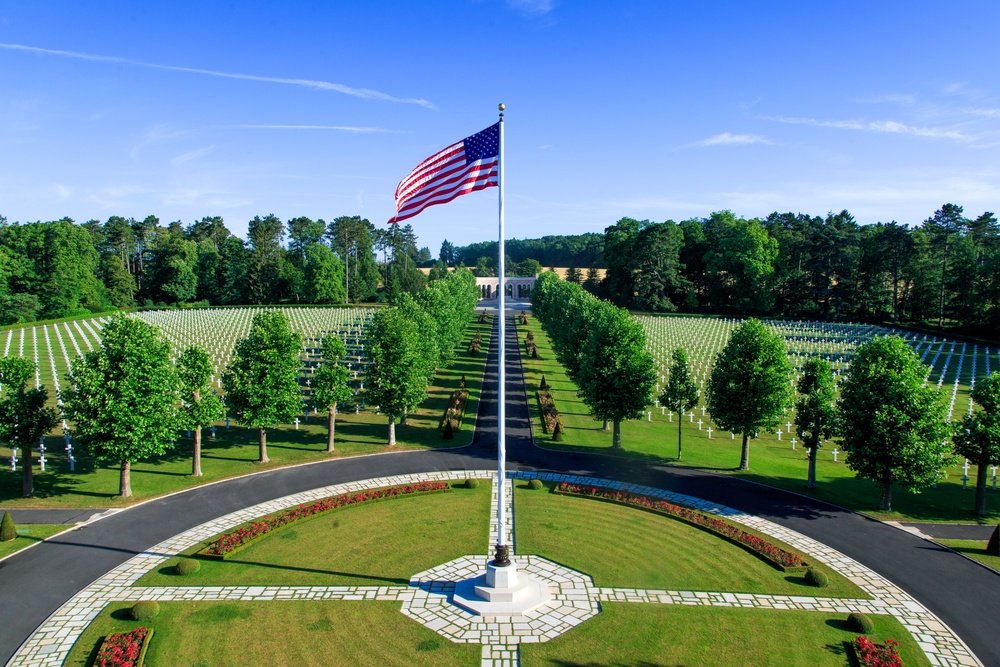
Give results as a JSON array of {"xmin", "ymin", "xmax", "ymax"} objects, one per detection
[
  {"xmin": 0, "ymin": 214, "xmax": 434, "ymax": 324},
  {"xmin": 0, "ymin": 268, "xmax": 480, "ymax": 498},
  {"xmin": 533, "ymin": 267, "xmax": 1000, "ymax": 515},
  {"xmin": 583, "ymin": 204, "xmax": 1000, "ymax": 334}
]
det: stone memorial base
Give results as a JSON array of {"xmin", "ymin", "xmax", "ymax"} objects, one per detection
[{"xmin": 453, "ymin": 560, "xmax": 552, "ymax": 616}]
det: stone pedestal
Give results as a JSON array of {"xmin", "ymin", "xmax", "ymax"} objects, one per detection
[{"xmin": 452, "ymin": 560, "xmax": 552, "ymax": 616}]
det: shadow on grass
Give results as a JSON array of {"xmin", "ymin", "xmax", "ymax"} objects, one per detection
[{"xmin": 207, "ymin": 557, "xmax": 411, "ymax": 585}]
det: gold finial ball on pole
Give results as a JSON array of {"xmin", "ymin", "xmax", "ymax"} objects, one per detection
[{"xmin": 498, "ymin": 103, "xmax": 505, "ymax": 111}]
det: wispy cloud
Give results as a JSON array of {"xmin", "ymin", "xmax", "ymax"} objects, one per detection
[
  {"xmin": 130, "ymin": 125, "xmax": 189, "ymax": 159},
  {"xmin": 506, "ymin": 0, "xmax": 554, "ymax": 14},
  {"xmin": 681, "ymin": 133, "xmax": 772, "ymax": 149},
  {"xmin": 171, "ymin": 145, "xmax": 214, "ymax": 166},
  {"xmin": 225, "ymin": 124, "xmax": 393, "ymax": 133},
  {"xmin": 963, "ymin": 107, "xmax": 1000, "ymax": 118},
  {"xmin": 536, "ymin": 143, "xmax": 553, "ymax": 150},
  {"xmin": 761, "ymin": 115, "xmax": 969, "ymax": 141},
  {"xmin": 0, "ymin": 42, "xmax": 437, "ymax": 110}
]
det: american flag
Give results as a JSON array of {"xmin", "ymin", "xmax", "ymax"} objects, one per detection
[{"xmin": 388, "ymin": 123, "xmax": 499, "ymax": 224}]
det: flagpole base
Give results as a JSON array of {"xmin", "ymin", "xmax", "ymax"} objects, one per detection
[{"xmin": 453, "ymin": 558, "xmax": 552, "ymax": 616}]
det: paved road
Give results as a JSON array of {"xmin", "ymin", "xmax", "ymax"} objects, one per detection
[{"xmin": 2, "ymin": 310, "xmax": 1000, "ymax": 666}]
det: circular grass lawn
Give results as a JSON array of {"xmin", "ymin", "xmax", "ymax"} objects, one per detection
[{"xmin": 69, "ymin": 479, "xmax": 932, "ymax": 666}]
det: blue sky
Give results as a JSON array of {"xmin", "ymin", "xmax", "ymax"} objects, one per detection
[{"xmin": 2, "ymin": 1, "xmax": 998, "ymax": 256}]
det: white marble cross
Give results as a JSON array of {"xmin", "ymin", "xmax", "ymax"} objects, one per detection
[
  {"xmin": 647, "ymin": 411, "xmax": 651, "ymax": 422},
  {"xmin": 832, "ymin": 448, "xmax": 839, "ymax": 462},
  {"xmin": 294, "ymin": 418, "xmax": 300, "ymax": 430},
  {"xmin": 706, "ymin": 427, "xmax": 713, "ymax": 439},
  {"xmin": 697, "ymin": 419, "xmax": 703, "ymax": 430},
  {"xmin": 689, "ymin": 411, "xmax": 694, "ymax": 422},
  {"xmin": 668, "ymin": 411, "xmax": 673, "ymax": 422},
  {"xmin": 790, "ymin": 437, "xmax": 796, "ymax": 449},
  {"xmin": 777, "ymin": 429, "xmax": 782, "ymax": 440}
]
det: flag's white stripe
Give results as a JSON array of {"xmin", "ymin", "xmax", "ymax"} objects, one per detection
[
  {"xmin": 395, "ymin": 168, "xmax": 497, "ymax": 218},
  {"xmin": 396, "ymin": 151, "xmax": 470, "ymax": 203},
  {"xmin": 394, "ymin": 141, "xmax": 464, "ymax": 198},
  {"xmin": 396, "ymin": 159, "xmax": 497, "ymax": 213}
]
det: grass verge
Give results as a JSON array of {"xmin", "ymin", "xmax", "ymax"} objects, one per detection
[
  {"xmin": 64, "ymin": 600, "xmax": 478, "ymax": 667},
  {"xmin": 513, "ymin": 481, "xmax": 866, "ymax": 598},
  {"xmin": 135, "ymin": 482, "xmax": 489, "ymax": 587},
  {"xmin": 0, "ymin": 524, "xmax": 70, "ymax": 559},
  {"xmin": 521, "ymin": 603, "xmax": 932, "ymax": 667},
  {"xmin": 936, "ymin": 539, "xmax": 1000, "ymax": 571}
]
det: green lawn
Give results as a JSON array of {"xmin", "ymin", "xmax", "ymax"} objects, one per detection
[
  {"xmin": 135, "ymin": 482, "xmax": 490, "ymax": 587},
  {"xmin": 513, "ymin": 481, "xmax": 866, "ymax": 598},
  {"xmin": 936, "ymin": 539, "xmax": 1000, "ymax": 571},
  {"xmin": 0, "ymin": 316, "xmax": 490, "ymax": 509},
  {"xmin": 0, "ymin": 524, "xmax": 70, "ymax": 559},
  {"xmin": 518, "ymin": 313, "xmax": 997, "ymax": 524},
  {"xmin": 64, "ymin": 600, "xmax": 479, "ymax": 667},
  {"xmin": 522, "ymin": 603, "xmax": 931, "ymax": 667}
]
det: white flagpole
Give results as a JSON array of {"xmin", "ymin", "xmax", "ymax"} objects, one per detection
[{"xmin": 494, "ymin": 103, "xmax": 509, "ymax": 567}]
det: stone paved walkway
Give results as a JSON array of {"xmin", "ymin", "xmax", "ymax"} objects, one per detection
[{"xmin": 6, "ymin": 471, "xmax": 982, "ymax": 667}]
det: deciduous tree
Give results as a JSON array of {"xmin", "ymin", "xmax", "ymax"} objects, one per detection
[
  {"xmin": 954, "ymin": 372, "xmax": 1000, "ymax": 517},
  {"xmin": 837, "ymin": 336, "xmax": 951, "ymax": 511},
  {"xmin": 0, "ymin": 357, "xmax": 58, "ymax": 497},
  {"xmin": 178, "ymin": 346, "xmax": 224, "ymax": 476},
  {"xmin": 222, "ymin": 311, "xmax": 302, "ymax": 463},
  {"xmin": 795, "ymin": 358, "xmax": 836, "ymax": 489},
  {"xmin": 364, "ymin": 308, "xmax": 427, "ymax": 446},
  {"xmin": 660, "ymin": 348, "xmax": 699, "ymax": 459},
  {"xmin": 707, "ymin": 318, "xmax": 793, "ymax": 470},
  {"xmin": 312, "ymin": 335, "xmax": 353, "ymax": 452},
  {"xmin": 62, "ymin": 314, "xmax": 179, "ymax": 497}
]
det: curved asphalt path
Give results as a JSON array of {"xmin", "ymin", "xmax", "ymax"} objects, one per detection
[{"xmin": 2, "ymin": 310, "xmax": 1000, "ymax": 666}]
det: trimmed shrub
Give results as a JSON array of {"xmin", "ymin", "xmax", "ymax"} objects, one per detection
[
  {"xmin": 847, "ymin": 612, "xmax": 875, "ymax": 634},
  {"xmin": 531, "ymin": 345, "xmax": 538, "ymax": 358},
  {"xmin": 552, "ymin": 422, "xmax": 564, "ymax": 442},
  {"xmin": 130, "ymin": 600, "xmax": 160, "ymax": 621},
  {"xmin": 175, "ymin": 558, "xmax": 201, "ymax": 576},
  {"xmin": 537, "ymin": 390, "xmax": 560, "ymax": 433},
  {"xmin": 459, "ymin": 374, "xmax": 467, "ymax": 389},
  {"xmin": 528, "ymin": 479, "xmax": 544, "ymax": 490},
  {"xmin": 0, "ymin": 511, "xmax": 16, "ymax": 542},
  {"xmin": 987, "ymin": 525, "xmax": 999, "ymax": 556},
  {"xmin": 443, "ymin": 420, "xmax": 454, "ymax": 440},
  {"xmin": 464, "ymin": 478, "xmax": 480, "ymax": 489},
  {"xmin": 804, "ymin": 568, "xmax": 829, "ymax": 588},
  {"xmin": 539, "ymin": 375, "xmax": 549, "ymax": 390}
]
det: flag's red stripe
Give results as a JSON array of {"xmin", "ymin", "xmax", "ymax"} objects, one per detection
[
  {"xmin": 395, "ymin": 167, "xmax": 497, "ymax": 218},
  {"xmin": 396, "ymin": 157, "xmax": 497, "ymax": 213},
  {"xmin": 396, "ymin": 151, "xmax": 471, "ymax": 204},
  {"xmin": 391, "ymin": 176, "xmax": 497, "ymax": 223},
  {"xmin": 395, "ymin": 143, "xmax": 465, "ymax": 199},
  {"xmin": 395, "ymin": 162, "xmax": 497, "ymax": 216}
]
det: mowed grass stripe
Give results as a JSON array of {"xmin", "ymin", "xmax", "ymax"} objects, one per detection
[
  {"xmin": 136, "ymin": 482, "xmax": 491, "ymax": 587},
  {"xmin": 65, "ymin": 600, "xmax": 478, "ymax": 667},
  {"xmin": 513, "ymin": 482, "xmax": 865, "ymax": 598},
  {"xmin": 521, "ymin": 603, "xmax": 932, "ymax": 667}
]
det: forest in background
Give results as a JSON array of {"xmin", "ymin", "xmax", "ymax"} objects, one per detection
[{"xmin": 1, "ymin": 203, "xmax": 997, "ymax": 336}]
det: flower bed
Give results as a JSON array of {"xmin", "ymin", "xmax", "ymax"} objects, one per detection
[
  {"xmin": 537, "ymin": 390, "xmax": 561, "ymax": 434},
  {"xmin": 95, "ymin": 627, "xmax": 153, "ymax": 667},
  {"xmin": 554, "ymin": 483, "xmax": 807, "ymax": 571},
  {"xmin": 852, "ymin": 636, "xmax": 904, "ymax": 667},
  {"xmin": 439, "ymin": 389, "xmax": 469, "ymax": 430},
  {"xmin": 202, "ymin": 482, "xmax": 450, "ymax": 559}
]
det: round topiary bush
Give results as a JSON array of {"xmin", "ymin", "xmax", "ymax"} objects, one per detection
[
  {"xmin": 804, "ymin": 568, "xmax": 829, "ymax": 588},
  {"xmin": 175, "ymin": 558, "xmax": 201, "ymax": 576},
  {"xmin": 464, "ymin": 478, "xmax": 480, "ymax": 489},
  {"xmin": 847, "ymin": 612, "xmax": 874, "ymax": 634},
  {"xmin": 528, "ymin": 479, "xmax": 544, "ymax": 490},
  {"xmin": 130, "ymin": 600, "xmax": 160, "ymax": 621}
]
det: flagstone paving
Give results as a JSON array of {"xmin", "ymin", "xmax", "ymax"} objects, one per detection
[{"xmin": 5, "ymin": 471, "xmax": 983, "ymax": 667}]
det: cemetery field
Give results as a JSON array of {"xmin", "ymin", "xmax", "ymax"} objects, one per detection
[
  {"xmin": 72, "ymin": 482, "xmax": 928, "ymax": 666},
  {"xmin": 0, "ymin": 524, "xmax": 69, "ymax": 560},
  {"xmin": 0, "ymin": 309, "xmax": 492, "ymax": 508},
  {"xmin": 935, "ymin": 540, "xmax": 1000, "ymax": 571},
  {"xmin": 518, "ymin": 313, "xmax": 1000, "ymax": 524}
]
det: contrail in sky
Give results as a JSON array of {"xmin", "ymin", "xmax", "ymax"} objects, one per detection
[{"xmin": 0, "ymin": 42, "xmax": 437, "ymax": 110}]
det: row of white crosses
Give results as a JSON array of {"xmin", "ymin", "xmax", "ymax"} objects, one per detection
[
  {"xmin": 634, "ymin": 316, "xmax": 993, "ymax": 470},
  {"xmin": 1, "ymin": 308, "xmax": 377, "ymax": 472}
]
